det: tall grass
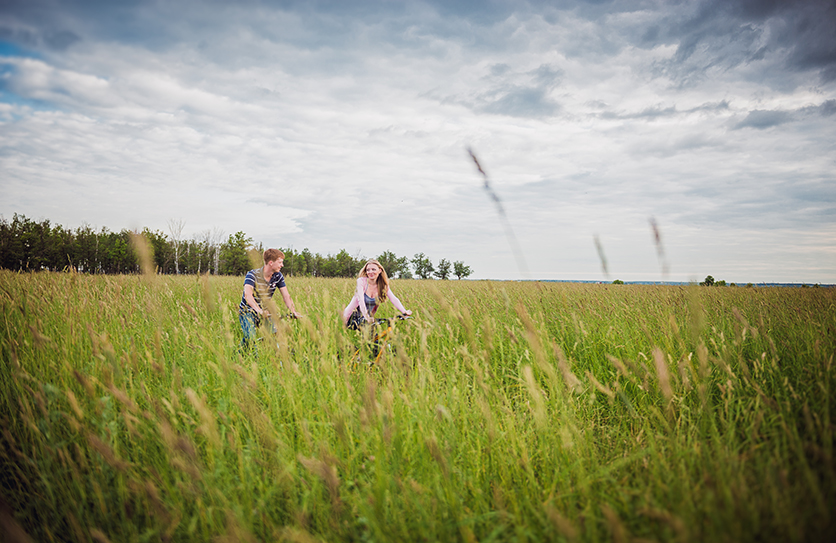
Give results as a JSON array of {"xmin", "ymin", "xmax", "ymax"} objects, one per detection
[{"xmin": 1, "ymin": 270, "xmax": 834, "ymax": 542}]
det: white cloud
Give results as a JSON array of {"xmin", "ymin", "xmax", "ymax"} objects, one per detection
[{"xmin": 0, "ymin": 0, "xmax": 834, "ymax": 282}]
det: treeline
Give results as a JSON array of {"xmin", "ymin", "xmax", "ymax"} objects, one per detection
[{"xmin": 0, "ymin": 214, "xmax": 473, "ymax": 279}]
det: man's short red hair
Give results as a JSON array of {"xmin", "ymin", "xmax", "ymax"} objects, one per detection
[{"xmin": 263, "ymin": 248, "xmax": 284, "ymax": 263}]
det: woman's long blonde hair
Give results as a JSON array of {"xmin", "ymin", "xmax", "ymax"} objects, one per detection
[{"xmin": 359, "ymin": 259, "xmax": 389, "ymax": 303}]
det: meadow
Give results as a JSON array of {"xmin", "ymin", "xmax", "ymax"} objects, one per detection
[{"xmin": 1, "ymin": 270, "xmax": 834, "ymax": 542}]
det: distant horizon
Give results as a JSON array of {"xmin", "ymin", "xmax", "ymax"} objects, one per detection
[
  {"xmin": 450, "ymin": 278, "xmax": 835, "ymax": 287},
  {"xmin": 2, "ymin": 210, "xmax": 832, "ymax": 286}
]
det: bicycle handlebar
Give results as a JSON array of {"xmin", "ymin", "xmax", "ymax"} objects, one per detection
[{"xmin": 372, "ymin": 314, "xmax": 412, "ymax": 325}]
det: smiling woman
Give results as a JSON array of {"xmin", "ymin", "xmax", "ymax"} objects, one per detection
[{"xmin": 342, "ymin": 258, "xmax": 411, "ymax": 328}]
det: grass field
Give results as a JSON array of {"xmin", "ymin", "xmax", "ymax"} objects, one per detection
[{"xmin": 1, "ymin": 270, "xmax": 834, "ymax": 542}]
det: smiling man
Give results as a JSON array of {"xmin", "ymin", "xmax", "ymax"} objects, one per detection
[{"xmin": 238, "ymin": 248, "xmax": 302, "ymax": 351}]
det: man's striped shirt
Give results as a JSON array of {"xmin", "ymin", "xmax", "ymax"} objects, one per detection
[{"xmin": 238, "ymin": 267, "xmax": 286, "ymax": 315}]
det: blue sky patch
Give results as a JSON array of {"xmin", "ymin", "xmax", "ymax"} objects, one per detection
[{"xmin": 0, "ymin": 41, "xmax": 39, "ymax": 59}]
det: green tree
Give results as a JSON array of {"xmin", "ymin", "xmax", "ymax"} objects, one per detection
[
  {"xmin": 50, "ymin": 224, "xmax": 75, "ymax": 271},
  {"xmin": 612, "ymin": 279, "xmax": 624, "ymax": 285},
  {"xmin": 182, "ymin": 236, "xmax": 212, "ymax": 275},
  {"xmin": 334, "ymin": 249, "xmax": 358, "ymax": 277},
  {"xmin": 299, "ymin": 248, "xmax": 317, "ymax": 276},
  {"xmin": 377, "ymin": 250, "xmax": 411, "ymax": 278},
  {"xmin": 142, "ymin": 228, "xmax": 171, "ymax": 273},
  {"xmin": 0, "ymin": 214, "xmax": 29, "ymax": 270},
  {"xmin": 317, "ymin": 249, "xmax": 359, "ymax": 278},
  {"xmin": 98, "ymin": 229, "xmax": 136, "ymax": 273},
  {"xmin": 434, "ymin": 258, "xmax": 452, "ymax": 280},
  {"xmin": 168, "ymin": 219, "xmax": 185, "ymax": 274},
  {"xmin": 701, "ymin": 275, "xmax": 715, "ymax": 287},
  {"xmin": 453, "ymin": 261, "xmax": 472, "ymax": 280},
  {"xmin": 0, "ymin": 214, "xmax": 56, "ymax": 270},
  {"xmin": 397, "ymin": 260, "xmax": 413, "ymax": 279},
  {"xmin": 411, "ymin": 253, "xmax": 434, "ymax": 279},
  {"xmin": 281, "ymin": 248, "xmax": 306, "ymax": 277},
  {"xmin": 220, "ymin": 231, "xmax": 253, "ymax": 276},
  {"xmin": 73, "ymin": 224, "xmax": 98, "ymax": 273},
  {"xmin": 22, "ymin": 217, "xmax": 54, "ymax": 270}
]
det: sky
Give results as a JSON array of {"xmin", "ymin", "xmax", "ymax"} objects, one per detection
[{"xmin": 1, "ymin": 0, "xmax": 834, "ymax": 283}]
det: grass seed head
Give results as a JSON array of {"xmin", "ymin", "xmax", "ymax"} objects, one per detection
[
  {"xmin": 86, "ymin": 433, "xmax": 129, "ymax": 472},
  {"xmin": 653, "ymin": 347, "xmax": 673, "ymax": 402},
  {"xmin": 554, "ymin": 345, "xmax": 583, "ymax": 393}
]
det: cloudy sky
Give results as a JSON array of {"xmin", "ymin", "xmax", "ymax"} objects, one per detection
[{"xmin": 1, "ymin": 0, "xmax": 834, "ymax": 282}]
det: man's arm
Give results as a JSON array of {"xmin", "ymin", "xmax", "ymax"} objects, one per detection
[
  {"xmin": 278, "ymin": 286, "xmax": 302, "ymax": 318},
  {"xmin": 243, "ymin": 284, "xmax": 264, "ymax": 315}
]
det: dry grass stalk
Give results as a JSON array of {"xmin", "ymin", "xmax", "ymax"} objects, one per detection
[
  {"xmin": 90, "ymin": 528, "xmax": 112, "ymax": 543},
  {"xmin": 185, "ymin": 388, "xmax": 220, "ymax": 448},
  {"xmin": 554, "ymin": 344, "xmax": 583, "ymax": 393},
  {"xmin": 586, "ymin": 370, "xmax": 614, "ymax": 399},
  {"xmin": 129, "ymin": 232, "xmax": 155, "ymax": 275},
  {"xmin": 86, "ymin": 432, "xmax": 129, "ymax": 472},
  {"xmin": 65, "ymin": 389, "xmax": 84, "ymax": 420},
  {"xmin": 653, "ymin": 347, "xmax": 673, "ymax": 402},
  {"xmin": 543, "ymin": 502, "xmax": 578, "ymax": 542},
  {"xmin": 425, "ymin": 435, "xmax": 448, "ymax": 476},
  {"xmin": 297, "ymin": 455, "xmax": 341, "ymax": 510},
  {"xmin": 522, "ymin": 365, "xmax": 548, "ymax": 429},
  {"xmin": 0, "ymin": 495, "xmax": 34, "ymax": 543},
  {"xmin": 602, "ymin": 504, "xmax": 629, "ymax": 543}
]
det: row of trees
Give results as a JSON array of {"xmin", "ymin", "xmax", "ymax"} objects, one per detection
[
  {"xmin": 701, "ymin": 275, "xmax": 729, "ymax": 287},
  {"xmin": 278, "ymin": 250, "xmax": 472, "ymax": 280},
  {"xmin": 276, "ymin": 249, "xmax": 471, "ymax": 280},
  {"xmin": 0, "ymin": 214, "xmax": 474, "ymax": 279},
  {"xmin": 0, "ymin": 214, "xmax": 227, "ymax": 275}
]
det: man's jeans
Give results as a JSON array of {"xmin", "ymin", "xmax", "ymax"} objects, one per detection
[{"xmin": 239, "ymin": 312, "xmax": 276, "ymax": 352}]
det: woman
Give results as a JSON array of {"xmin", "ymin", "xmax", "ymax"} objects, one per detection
[{"xmin": 343, "ymin": 259, "xmax": 411, "ymax": 329}]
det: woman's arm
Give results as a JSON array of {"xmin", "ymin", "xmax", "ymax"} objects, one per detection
[
  {"xmin": 342, "ymin": 296, "xmax": 358, "ymax": 324},
  {"xmin": 342, "ymin": 277, "xmax": 372, "ymax": 323},
  {"xmin": 387, "ymin": 287, "xmax": 411, "ymax": 315},
  {"xmin": 356, "ymin": 277, "xmax": 373, "ymax": 321}
]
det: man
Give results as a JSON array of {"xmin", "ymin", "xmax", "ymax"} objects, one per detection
[{"xmin": 238, "ymin": 248, "xmax": 302, "ymax": 350}]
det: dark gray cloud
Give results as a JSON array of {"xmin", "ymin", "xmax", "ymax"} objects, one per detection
[
  {"xmin": 481, "ymin": 86, "xmax": 560, "ymax": 117},
  {"xmin": 426, "ymin": 62, "xmax": 563, "ymax": 118},
  {"xmin": 641, "ymin": 0, "xmax": 836, "ymax": 88},
  {"xmin": 601, "ymin": 104, "xmax": 677, "ymax": 121},
  {"xmin": 815, "ymin": 99, "xmax": 836, "ymax": 116},
  {"xmin": 733, "ymin": 98, "xmax": 835, "ymax": 129},
  {"xmin": 597, "ymin": 100, "xmax": 729, "ymax": 121},
  {"xmin": 733, "ymin": 109, "xmax": 792, "ymax": 130}
]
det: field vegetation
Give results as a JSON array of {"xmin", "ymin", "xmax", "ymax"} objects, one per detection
[{"xmin": 1, "ymin": 269, "xmax": 834, "ymax": 542}]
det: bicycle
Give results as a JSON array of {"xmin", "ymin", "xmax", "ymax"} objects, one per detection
[
  {"xmin": 238, "ymin": 311, "xmax": 300, "ymax": 356},
  {"xmin": 347, "ymin": 314, "xmax": 412, "ymax": 371}
]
